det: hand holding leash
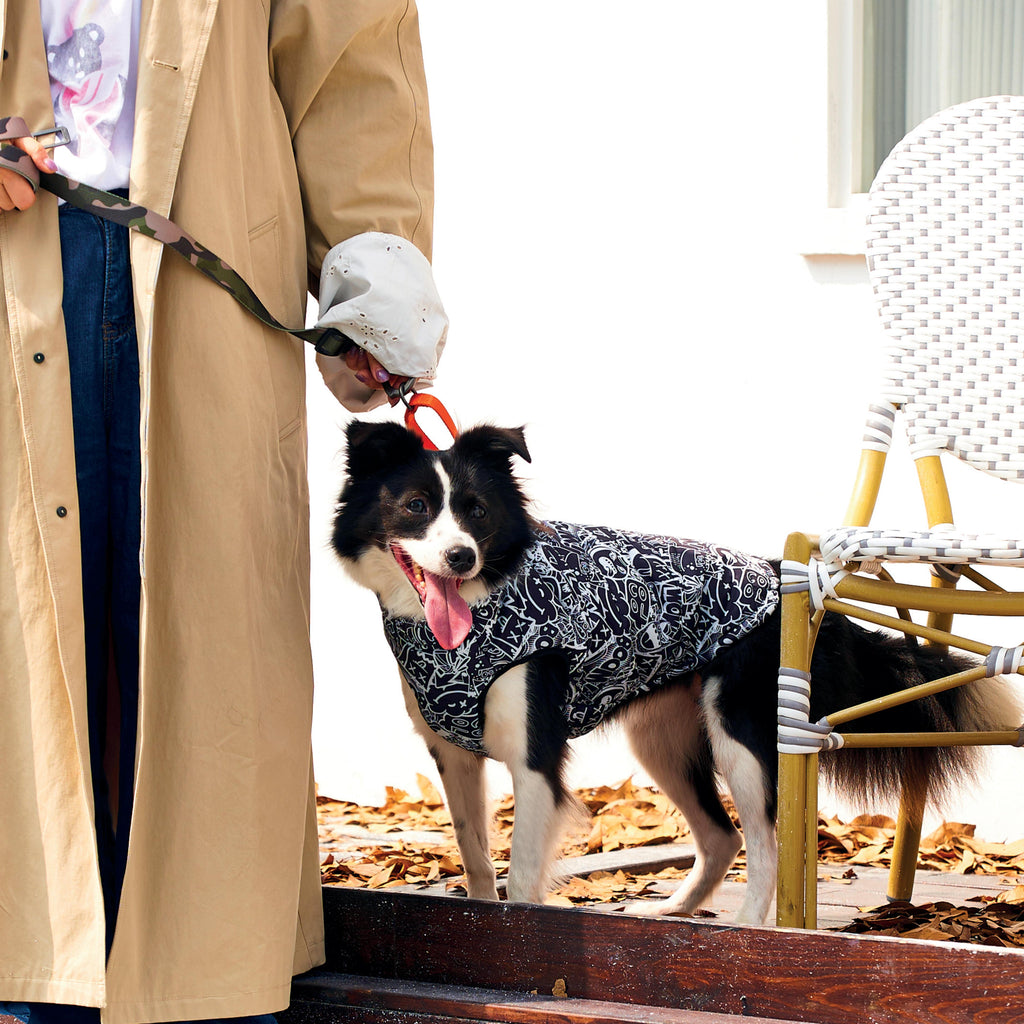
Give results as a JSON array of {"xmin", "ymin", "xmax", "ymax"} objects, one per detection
[
  {"xmin": 343, "ymin": 343, "xmax": 404, "ymax": 392},
  {"xmin": 337, "ymin": 340, "xmax": 459, "ymax": 448},
  {"xmin": 0, "ymin": 118, "xmax": 63, "ymax": 211}
]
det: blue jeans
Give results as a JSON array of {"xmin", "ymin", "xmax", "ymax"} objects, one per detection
[
  {"xmin": 59, "ymin": 197, "xmax": 141, "ymax": 958},
  {"xmin": 0, "ymin": 203, "xmax": 275, "ymax": 1024}
]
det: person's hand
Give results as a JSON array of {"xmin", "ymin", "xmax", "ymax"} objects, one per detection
[
  {"xmin": 343, "ymin": 344, "xmax": 409, "ymax": 399},
  {"xmin": 0, "ymin": 135, "xmax": 56, "ymax": 212}
]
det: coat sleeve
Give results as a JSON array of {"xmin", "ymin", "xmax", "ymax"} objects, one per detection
[
  {"xmin": 269, "ymin": 0, "xmax": 436, "ymax": 279},
  {"xmin": 269, "ymin": 0, "xmax": 439, "ymax": 411}
]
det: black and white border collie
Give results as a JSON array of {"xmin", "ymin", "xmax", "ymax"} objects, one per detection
[{"xmin": 332, "ymin": 421, "xmax": 1016, "ymax": 924}]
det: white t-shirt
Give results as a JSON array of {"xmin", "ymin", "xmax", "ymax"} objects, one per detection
[{"xmin": 39, "ymin": 0, "xmax": 140, "ymax": 190}]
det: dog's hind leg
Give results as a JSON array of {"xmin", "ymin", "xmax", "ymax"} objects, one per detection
[
  {"xmin": 482, "ymin": 656, "xmax": 571, "ymax": 904},
  {"xmin": 619, "ymin": 680, "xmax": 743, "ymax": 920},
  {"xmin": 400, "ymin": 674, "xmax": 498, "ymax": 900},
  {"xmin": 701, "ymin": 674, "xmax": 777, "ymax": 925}
]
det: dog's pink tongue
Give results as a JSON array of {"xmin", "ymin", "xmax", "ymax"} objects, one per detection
[{"xmin": 423, "ymin": 571, "xmax": 472, "ymax": 650}]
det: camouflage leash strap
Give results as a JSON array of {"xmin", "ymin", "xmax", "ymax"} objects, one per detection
[{"xmin": 0, "ymin": 115, "xmax": 352, "ymax": 357}]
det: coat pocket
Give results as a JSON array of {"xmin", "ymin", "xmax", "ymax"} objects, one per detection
[{"xmin": 247, "ymin": 215, "xmax": 304, "ymax": 440}]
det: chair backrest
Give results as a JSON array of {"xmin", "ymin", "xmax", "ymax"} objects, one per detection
[{"xmin": 866, "ymin": 95, "xmax": 1024, "ymax": 484}]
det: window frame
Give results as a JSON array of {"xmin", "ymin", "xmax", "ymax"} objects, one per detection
[{"xmin": 801, "ymin": 0, "xmax": 869, "ymax": 257}]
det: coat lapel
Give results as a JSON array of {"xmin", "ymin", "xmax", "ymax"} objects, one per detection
[
  {"xmin": 130, "ymin": 0, "xmax": 219, "ymax": 398},
  {"xmin": 134, "ymin": 0, "xmax": 220, "ymax": 216}
]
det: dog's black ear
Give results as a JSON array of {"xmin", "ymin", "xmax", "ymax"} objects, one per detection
[
  {"xmin": 452, "ymin": 425, "xmax": 531, "ymax": 466},
  {"xmin": 344, "ymin": 421, "xmax": 425, "ymax": 479}
]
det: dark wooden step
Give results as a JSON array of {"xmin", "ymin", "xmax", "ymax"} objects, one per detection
[
  {"xmin": 284, "ymin": 972, "xmax": 806, "ymax": 1023},
  {"xmin": 280, "ymin": 886, "xmax": 1024, "ymax": 1024}
]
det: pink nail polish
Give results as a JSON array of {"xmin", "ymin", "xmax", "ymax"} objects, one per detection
[{"xmin": 44, "ymin": 159, "xmax": 57, "ymax": 173}]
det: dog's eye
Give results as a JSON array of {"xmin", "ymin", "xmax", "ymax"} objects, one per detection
[
  {"xmin": 469, "ymin": 503, "xmax": 487, "ymax": 520},
  {"xmin": 405, "ymin": 497, "xmax": 428, "ymax": 515}
]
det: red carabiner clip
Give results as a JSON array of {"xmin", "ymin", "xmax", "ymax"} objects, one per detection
[{"xmin": 404, "ymin": 392, "xmax": 459, "ymax": 451}]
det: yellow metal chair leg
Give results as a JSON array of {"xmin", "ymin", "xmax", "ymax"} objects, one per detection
[
  {"xmin": 888, "ymin": 780, "xmax": 925, "ymax": 900},
  {"xmin": 777, "ymin": 532, "xmax": 815, "ymax": 928},
  {"xmin": 887, "ymin": 600, "xmax": 948, "ymax": 902},
  {"xmin": 884, "ymin": 454, "xmax": 953, "ymax": 905},
  {"xmin": 777, "ymin": 750, "xmax": 808, "ymax": 927},
  {"xmin": 803, "ymin": 752, "xmax": 819, "ymax": 929}
]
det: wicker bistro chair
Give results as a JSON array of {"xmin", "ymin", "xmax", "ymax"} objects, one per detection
[{"xmin": 776, "ymin": 95, "xmax": 1024, "ymax": 930}]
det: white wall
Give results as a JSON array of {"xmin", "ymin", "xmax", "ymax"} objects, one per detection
[{"xmin": 306, "ymin": 2, "xmax": 1024, "ymax": 839}]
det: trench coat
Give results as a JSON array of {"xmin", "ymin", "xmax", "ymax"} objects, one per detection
[{"xmin": 0, "ymin": 2, "xmax": 434, "ymax": 1021}]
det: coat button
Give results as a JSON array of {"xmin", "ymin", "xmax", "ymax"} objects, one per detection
[
  {"xmin": 56, "ymin": 506, "xmax": 68, "ymax": 518},
  {"xmin": 33, "ymin": 352, "xmax": 45, "ymax": 363}
]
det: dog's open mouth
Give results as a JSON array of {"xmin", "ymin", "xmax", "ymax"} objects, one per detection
[{"xmin": 391, "ymin": 544, "xmax": 473, "ymax": 650}]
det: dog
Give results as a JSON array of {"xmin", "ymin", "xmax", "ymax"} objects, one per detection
[{"xmin": 332, "ymin": 420, "xmax": 1018, "ymax": 924}]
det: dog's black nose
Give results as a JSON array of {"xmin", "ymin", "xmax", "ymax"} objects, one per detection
[{"xmin": 445, "ymin": 545, "xmax": 477, "ymax": 575}]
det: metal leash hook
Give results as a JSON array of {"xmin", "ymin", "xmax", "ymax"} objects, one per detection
[
  {"xmin": 32, "ymin": 125, "xmax": 72, "ymax": 149},
  {"xmin": 385, "ymin": 379, "xmax": 458, "ymax": 451}
]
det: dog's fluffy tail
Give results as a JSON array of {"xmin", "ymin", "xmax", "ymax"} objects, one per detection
[{"xmin": 812, "ymin": 616, "xmax": 1022, "ymax": 809}]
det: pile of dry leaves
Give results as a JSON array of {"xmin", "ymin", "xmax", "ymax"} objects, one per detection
[
  {"xmin": 818, "ymin": 817, "xmax": 1024, "ymax": 946},
  {"xmin": 317, "ymin": 776, "xmax": 1024, "ymax": 944},
  {"xmin": 817, "ymin": 815, "xmax": 1024, "ymax": 876},
  {"xmin": 318, "ymin": 776, "xmax": 695, "ymax": 898},
  {"xmin": 839, "ymin": 891, "xmax": 1024, "ymax": 946}
]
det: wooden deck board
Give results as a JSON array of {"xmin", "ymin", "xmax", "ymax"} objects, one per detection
[
  {"xmin": 285, "ymin": 973, "xmax": 810, "ymax": 1024},
  {"xmin": 280, "ymin": 885, "xmax": 1024, "ymax": 1024}
]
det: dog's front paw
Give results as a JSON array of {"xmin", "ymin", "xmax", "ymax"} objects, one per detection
[
  {"xmin": 465, "ymin": 881, "xmax": 500, "ymax": 901},
  {"xmin": 623, "ymin": 890, "xmax": 708, "ymax": 919},
  {"xmin": 625, "ymin": 899, "xmax": 688, "ymax": 918},
  {"xmin": 504, "ymin": 876, "xmax": 547, "ymax": 905}
]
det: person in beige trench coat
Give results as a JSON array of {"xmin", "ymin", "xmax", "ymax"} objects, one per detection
[{"xmin": 0, "ymin": 2, "xmax": 438, "ymax": 1021}]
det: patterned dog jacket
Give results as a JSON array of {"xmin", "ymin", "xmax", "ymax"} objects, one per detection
[{"xmin": 382, "ymin": 521, "xmax": 780, "ymax": 753}]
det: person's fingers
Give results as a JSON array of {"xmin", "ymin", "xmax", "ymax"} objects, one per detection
[
  {"xmin": 0, "ymin": 133, "xmax": 59, "ymax": 212},
  {"xmin": 0, "ymin": 171, "xmax": 36, "ymax": 210},
  {"xmin": 343, "ymin": 346, "xmax": 364, "ymax": 372},
  {"xmin": 365, "ymin": 353, "xmax": 392, "ymax": 385},
  {"xmin": 16, "ymin": 134, "xmax": 57, "ymax": 173},
  {"xmin": 343, "ymin": 346, "xmax": 373, "ymax": 385},
  {"xmin": 343, "ymin": 346, "xmax": 397, "ymax": 389}
]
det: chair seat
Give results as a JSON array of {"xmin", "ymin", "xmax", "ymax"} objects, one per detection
[{"xmin": 821, "ymin": 525, "xmax": 1024, "ymax": 567}]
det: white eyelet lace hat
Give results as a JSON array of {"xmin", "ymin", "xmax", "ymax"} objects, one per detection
[{"xmin": 315, "ymin": 231, "xmax": 448, "ymax": 380}]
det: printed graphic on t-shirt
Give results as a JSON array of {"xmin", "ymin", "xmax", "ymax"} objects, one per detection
[
  {"xmin": 49, "ymin": 22, "xmax": 107, "ymax": 86},
  {"xmin": 40, "ymin": 0, "xmax": 137, "ymax": 190}
]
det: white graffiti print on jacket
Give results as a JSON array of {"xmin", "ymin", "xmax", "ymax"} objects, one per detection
[{"xmin": 383, "ymin": 521, "xmax": 780, "ymax": 752}]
